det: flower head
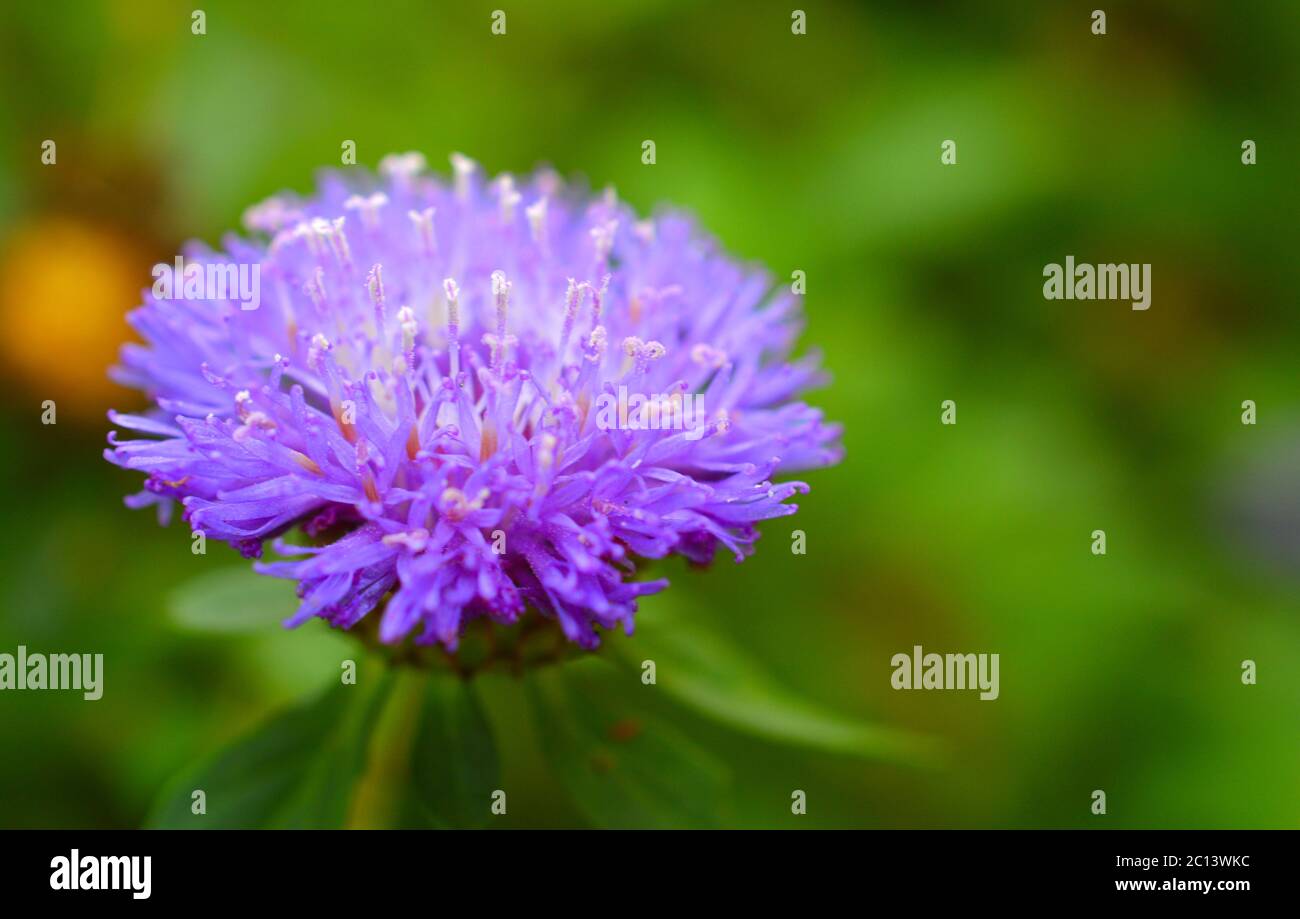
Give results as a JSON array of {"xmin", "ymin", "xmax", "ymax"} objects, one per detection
[{"xmin": 107, "ymin": 154, "xmax": 842, "ymax": 650}]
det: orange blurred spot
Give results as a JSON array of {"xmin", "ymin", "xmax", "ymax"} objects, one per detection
[{"xmin": 0, "ymin": 217, "xmax": 146, "ymax": 421}]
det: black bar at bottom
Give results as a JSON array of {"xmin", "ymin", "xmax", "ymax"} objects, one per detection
[{"xmin": 0, "ymin": 829, "xmax": 1277, "ymax": 904}]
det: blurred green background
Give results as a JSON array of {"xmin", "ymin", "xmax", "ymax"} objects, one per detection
[{"xmin": 1, "ymin": 0, "xmax": 1298, "ymax": 828}]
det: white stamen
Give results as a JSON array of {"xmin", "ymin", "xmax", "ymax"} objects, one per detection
[
  {"xmin": 451, "ymin": 152, "xmax": 477, "ymax": 201},
  {"xmin": 585, "ymin": 325, "xmax": 607, "ymax": 362},
  {"xmin": 443, "ymin": 279, "xmax": 460, "ymax": 330},
  {"xmin": 292, "ymin": 221, "xmax": 324, "ymax": 257},
  {"xmin": 243, "ymin": 196, "xmax": 302, "ymax": 234},
  {"xmin": 344, "ymin": 193, "xmax": 388, "ymax": 232},
  {"xmin": 268, "ymin": 228, "xmax": 297, "ymax": 256},
  {"xmin": 379, "ymin": 152, "xmax": 426, "ymax": 183},
  {"xmin": 396, "ymin": 305, "xmax": 418, "ymax": 355},
  {"xmin": 366, "ymin": 264, "xmax": 385, "ymax": 320},
  {"xmin": 488, "ymin": 271, "xmax": 513, "ymax": 371},
  {"xmin": 382, "ymin": 528, "xmax": 431, "ymax": 551},
  {"xmin": 590, "ymin": 220, "xmax": 618, "ymax": 261},
  {"xmin": 491, "ymin": 269, "xmax": 511, "ymax": 304},
  {"xmin": 233, "ymin": 411, "xmax": 276, "ymax": 442},
  {"xmin": 443, "ymin": 278, "xmax": 461, "ymax": 377},
  {"xmin": 304, "ymin": 268, "xmax": 327, "ymax": 312},
  {"xmin": 583, "ymin": 275, "xmax": 610, "ymax": 326},
  {"xmin": 308, "ymin": 333, "xmax": 331, "ymax": 370},
  {"xmin": 537, "ymin": 432, "xmax": 558, "ymax": 471},
  {"xmin": 439, "ymin": 486, "xmax": 488, "ymax": 522},
  {"xmin": 557, "ymin": 278, "xmax": 583, "ymax": 359},
  {"xmin": 526, "ymin": 197, "xmax": 548, "ymax": 248},
  {"xmin": 329, "ymin": 217, "xmax": 353, "ymax": 270},
  {"xmin": 407, "ymin": 207, "xmax": 437, "ymax": 256},
  {"xmin": 691, "ymin": 343, "xmax": 728, "ymax": 369},
  {"xmin": 495, "ymin": 175, "xmax": 521, "ymax": 224}
]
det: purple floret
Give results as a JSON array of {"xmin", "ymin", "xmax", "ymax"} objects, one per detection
[{"xmin": 106, "ymin": 153, "xmax": 842, "ymax": 649}]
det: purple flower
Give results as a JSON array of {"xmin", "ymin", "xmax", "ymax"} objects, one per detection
[{"xmin": 106, "ymin": 153, "xmax": 842, "ymax": 650}]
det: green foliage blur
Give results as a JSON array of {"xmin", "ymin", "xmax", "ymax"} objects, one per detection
[{"xmin": 1, "ymin": 0, "xmax": 1298, "ymax": 828}]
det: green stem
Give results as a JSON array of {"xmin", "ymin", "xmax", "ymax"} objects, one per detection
[{"xmin": 347, "ymin": 664, "xmax": 430, "ymax": 828}]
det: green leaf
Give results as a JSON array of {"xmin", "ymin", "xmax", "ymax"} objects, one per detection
[
  {"xmin": 407, "ymin": 676, "xmax": 500, "ymax": 828},
  {"xmin": 146, "ymin": 666, "xmax": 394, "ymax": 828},
  {"xmin": 168, "ymin": 566, "xmax": 299, "ymax": 633},
  {"xmin": 530, "ymin": 658, "xmax": 729, "ymax": 828},
  {"xmin": 612, "ymin": 602, "xmax": 937, "ymax": 764}
]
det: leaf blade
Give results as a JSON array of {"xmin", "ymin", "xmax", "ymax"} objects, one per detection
[
  {"xmin": 529, "ymin": 658, "xmax": 729, "ymax": 828},
  {"xmin": 168, "ymin": 566, "xmax": 298, "ymax": 634},
  {"xmin": 407, "ymin": 676, "xmax": 501, "ymax": 829},
  {"xmin": 146, "ymin": 666, "xmax": 393, "ymax": 829},
  {"xmin": 614, "ymin": 602, "xmax": 937, "ymax": 764}
]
